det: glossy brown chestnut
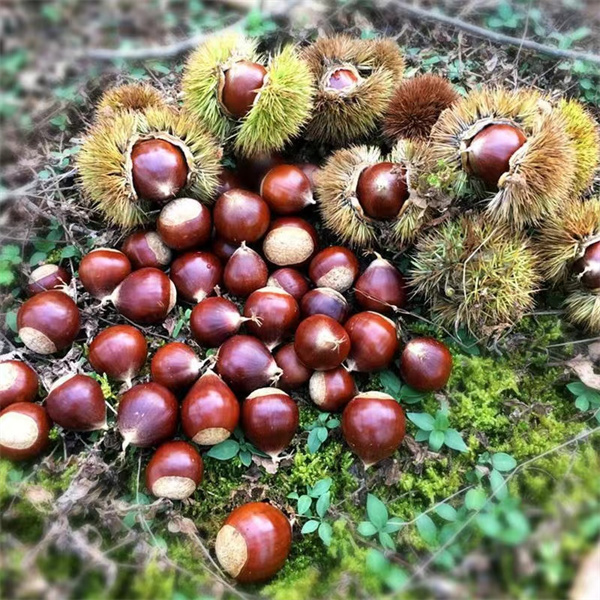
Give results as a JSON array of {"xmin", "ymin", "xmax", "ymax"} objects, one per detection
[
  {"xmin": 212, "ymin": 237, "xmax": 240, "ymax": 263},
  {"xmin": 221, "ymin": 60, "xmax": 267, "ymax": 119},
  {"xmin": 345, "ymin": 312, "xmax": 398, "ymax": 372},
  {"xmin": 190, "ymin": 297, "xmax": 247, "ymax": 347},
  {"xmin": 466, "ymin": 124, "xmax": 527, "ymax": 188},
  {"xmin": 267, "ymin": 268, "xmax": 310, "ymax": 302},
  {"xmin": 117, "ymin": 382, "xmax": 178, "ymax": 448},
  {"xmin": 354, "ymin": 255, "xmax": 407, "ymax": 314},
  {"xmin": 274, "ymin": 344, "xmax": 312, "ymax": 391},
  {"xmin": 213, "ymin": 189, "xmax": 271, "ymax": 243},
  {"xmin": 294, "ymin": 315, "xmax": 351, "ymax": 371},
  {"xmin": 157, "ymin": 198, "xmax": 212, "ymax": 250},
  {"xmin": 181, "ymin": 371, "xmax": 239, "ymax": 445},
  {"xmin": 45, "ymin": 374, "xmax": 106, "ymax": 431},
  {"xmin": 262, "ymin": 217, "xmax": 319, "ymax": 267},
  {"xmin": 145, "ymin": 440, "xmax": 203, "ymax": 500},
  {"xmin": 260, "ymin": 165, "xmax": 315, "ymax": 215},
  {"xmin": 216, "ymin": 335, "xmax": 282, "ymax": 395},
  {"xmin": 342, "ymin": 391, "xmax": 406, "ymax": 467},
  {"xmin": 224, "ymin": 242, "xmax": 268, "ymax": 297},
  {"xmin": 215, "ymin": 168, "xmax": 244, "ymax": 199},
  {"xmin": 27, "ymin": 264, "xmax": 71, "ymax": 296},
  {"xmin": 215, "ymin": 502, "xmax": 292, "ymax": 583},
  {"xmin": 242, "ymin": 388, "xmax": 299, "ymax": 458},
  {"xmin": 0, "ymin": 360, "xmax": 38, "ymax": 410},
  {"xmin": 89, "ymin": 325, "xmax": 148, "ymax": 384},
  {"xmin": 0, "ymin": 402, "xmax": 52, "ymax": 461},
  {"xmin": 309, "ymin": 246, "xmax": 359, "ymax": 292},
  {"xmin": 111, "ymin": 267, "xmax": 176, "ymax": 324},
  {"xmin": 300, "ymin": 288, "xmax": 349, "ymax": 323},
  {"xmin": 170, "ymin": 251, "xmax": 222, "ymax": 303},
  {"xmin": 356, "ymin": 162, "xmax": 409, "ymax": 220},
  {"xmin": 17, "ymin": 290, "xmax": 80, "ymax": 354},
  {"xmin": 399, "ymin": 337, "xmax": 453, "ymax": 392},
  {"xmin": 79, "ymin": 248, "xmax": 132, "ymax": 299},
  {"xmin": 238, "ymin": 152, "xmax": 285, "ymax": 191},
  {"xmin": 122, "ymin": 231, "xmax": 172, "ymax": 270},
  {"xmin": 309, "ymin": 366, "xmax": 356, "ymax": 412},
  {"xmin": 573, "ymin": 240, "xmax": 600, "ymax": 290},
  {"xmin": 151, "ymin": 342, "xmax": 202, "ymax": 393},
  {"xmin": 243, "ymin": 287, "xmax": 300, "ymax": 350},
  {"xmin": 130, "ymin": 138, "xmax": 188, "ymax": 203},
  {"xmin": 326, "ymin": 67, "xmax": 359, "ymax": 91}
]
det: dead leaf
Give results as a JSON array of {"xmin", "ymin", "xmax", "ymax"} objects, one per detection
[{"xmin": 566, "ymin": 356, "xmax": 600, "ymax": 391}]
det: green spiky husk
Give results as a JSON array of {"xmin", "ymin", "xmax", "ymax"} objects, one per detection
[
  {"xmin": 302, "ymin": 36, "xmax": 404, "ymax": 145},
  {"xmin": 96, "ymin": 83, "xmax": 167, "ymax": 117},
  {"xmin": 234, "ymin": 45, "xmax": 314, "ymax": 157},
  {"xmin": 428, "ymin": 87, "xmax": 577, "ymax": 228},
  {"xmin": 182, "ymin": 32, "xmax": 260, "ymax": 142},
  {"xmin": 410, "ymin": 214, "xmax": 540, "ymax": 334},
  {"xmin": 556, "ymin": 99, "xmax": 600, "ymax": 193},
  {"xmin": 315, "ymin": 140, "xmax": 436, "ymax": 249},
  {"xmin": 77, "ymin": 107, "xmax": 222, "ymax": 228},
  {"xmin": 535, "ymin": 198, "xmax": 600, "ymax": 283},
  {"xmin": 564, "ymin": 288, "xmax": 600, "ymax": 333}
]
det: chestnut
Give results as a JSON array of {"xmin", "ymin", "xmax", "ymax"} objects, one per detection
[
  {"xmin": 122, "ymin": 230, "xmax": 172, "ymax": 270},
  {"xmin": 181, "ymin": 371, "xmax": 239, "ymax": 445},
  {"xmin": 300, "ymin": 288, "xmax": 349, "ymax": 323},
  {"xmin": 215, "ymin": 502, "xmax": 292, "ymax": 583},
  {"xmin": 466, "ymin": 123, "xmax": 527, "ymax": 188},
  {"xmin": 212, "ymin": 237, "xmax": 240, "ymax": 263},
  {"xmin": 216, "ymin": 335, "xmax": 282, "ymax": 395},
  {"xmin": 243, "ymin": 287, "xmax": 300, "ymax": 350},
  {"xmin": 327, "ymin": 67, "xmax": 359, "ymax": 91},
  {"xmin": 309, "ymin": 366, "xmax": 356, "ymax": 412},
  {"xmin": 130, "ymin": 138, "xmax": 188, "ymax": 203},
  {"xmin": 215, "ymin": 168, "xmax": 243, "ymax": 199},
  {"xmin": 45, "ymin": 374, "xmax": 106, "ymax": 431},
  {"xmin": 117, "ymin": 382, "xmax": 178, "ymax": 447},
  {"xmin": 79, "ymin": 248, "xmax": 132, "ymax": 299},
  {"xmin": 190, "ymin": 296, "xmax": 248, "ymax": 347},
  {"xmin": 0, "ymin": 402, "xmax": 52, "ymax": 461},
  {"xmin": 221, "ymin": 60, "xmax": 267, "ymax": 119},
  {"xmin": 89, "ymin": 324, "xmax": 147, "ymax": 384},
  {"xmin": 262, "ymin": 217, "xmax": 319, "ymax": 267},
  {"xmin": 157, "ymin": 198, "xmax": 212, "ymax": 250},
  {"xmin": 309, "ymin": 246, "xmax": 359, "ymax": 292},
  {"xmin": 260, "ymin": 164, "xmax": 315, "ymax": 215},
  {"xmin": 111, "ymin": 267, "xmax": 176, "ymax": 324},
  {"xmin": 294, "ymin": 315, "xmax": 351, "ymax": 371},
  {"xmin": 345, "ymin": 312, "xmax": 398, "ymax": 372},
  {"xmin": 573, "ymin": 240, "xmax": 600, "ymax": 290},
  {"xmin": 274, "ymin": 344, "xmax": 312, "ymax": 391},
  {"xmin": 356, "ymin": 162, "xmax": 409, "ymax": 220},
  {"xmin": 238, "ymin": 152, "xmax": 285, "ymax": 191},
  {"xmin": 0, "ymin": 360, "xmax": 38, "ymax": 410},
  {"xmin": 242, "ymin": 388, "xmax": 299, "ymax": 458},
  {"xmin": 169, "ymin": 251, "xmax": 222, "ymax": 303},
  {"xmin": 399, "ymin": 337, "xmax": 452, "ymax": 392},
  {"xmin": 341, "ymin": 392, "xmax": 406, "ymax": 467},
  {"xmin": 145, "ymin": 440, "xmax": 203, "ymax": 500},
  {"xmin": 17, "ymin": 290, "xmax": 80, "ymax": 354},
  {"xmin": 223, "ymin": 242, "xmax": 268, "ymax": 297},
  {"xmin": 151, "ymin": 342, "xmax": 201, "ymax": 393},
  {"xmin": 354, "ymin": 255, "xmax": 407, "ymax": 314},
  {"xmin": 213, "ymin": 189, "xmax": 270, "ymax": 244},
  {"xmin": 27, "ymin": 264, "xmax": 71, "ymax": 296},
  {"xmin": 267, "ymin": 268, "xmax": 310, "ymax": 302}
]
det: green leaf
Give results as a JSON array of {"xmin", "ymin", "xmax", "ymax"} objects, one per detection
[
  {"xmin": 416, "ymin": 513, "xmax": 437, "ymax": 545},
  {"xmin": 29, "ymin": 251, "xmax": 47, "ymax": 266},
  {"xmin": 400, "ymin": 385, "xmax": 426, "ymax": 404},
  {"xmin": 310, "ymin": 478, "xmax": 332, "ymax": 498},
  {"xmin": 434, "ymin": 411, "xmax": 449, "ymax": 430},
  {"xmin": 414, "ymin": 429, "xmax": 430, "ymax": 442},
  {"xmin": 380, "ymin": 370, "xmax": 402, "ymax": 397},
  {"xmin": 434, "ymin": 503, "xmax": 458, "ymax": 522},
  {"xmin": 357, "ymin": 521, "xmax": 378, "ymax": 537},
  {"xmin": 383, "ymin": 518, "xmax": 403, "ymax": 533},
  {"xmin": 378, "ymin": 530, "xmax": 396, "ymax": 551},
  {"xmin": 239, "ymin": 450, "xmax": 252, "ymax": 467},
  {"xmin": 384, "ymin": 566, "xmax": 409, "ymax": 591},
  {"xmin": 316, "ymin": 426, "xmax": 328, "ymax": 442},
  {"xmin": 326, "ymin": 418, "xmax": 340, "ymax": 429},
  {"xmin": 489, "ymin": 469, "xmax": 507, "ymax": 500},
  {"xmin": 429, "ymin": 429, "xmax": 445, "ymax": 451},
  {"xmin": 316, "ymin": 492, "xmax": 330, "ymax": 518},
  {"xmin": 307, "ymin": 429, "xmax": 322, "ymax": 454},
  {"xmin": 123, "ymin": 512, "xmax": 136, "ymax": 528},
  {"xmin": 287, "ymin": 492, "xmax": 299, "ymax": 500},
  {"xmin": 367, "ymin": 494, "xmax": 388, "ymax": 530},
  {"xmin": 366, "ymin": 549, "xmax": 388, "ymax": 575},
  {"xmin": 301, "ymin": 520, "xmax": 320, "ymax": 534},
  {"xmin": 476, "ymin": 513, "xmax": 502, "ymax": 537},
  {"xmin": 60, "ymin": 245, "xmax": 80, "ymax": 259},
  {"xmin": 567, "ymin": 382, "xmax": 587, "ymax": 395},
  {"xmin": 204, "ymin": 439, "xmax": 239, "ymax": 460},
  {"xmin": 408, "ymin": 412, "xmax": 435, "ymax": 431},
  {"xmin": 444, "ymin": 429, "xmax": 468, "ymax": 452},
  {"xmin": 297, "ymin": 495, "xmax": 312, "ymax": 515},
  {"xmin": 575, "ymin": 395, "xmax": 590, "ymax": 411},
  {"xmin": 491, "ymin": 452, "xmax": 517, "ymax": 472},
  {"xmin": 1, "ymin": 245, "xmax": 20, "ymax": 258},
  {"xmin": 465, "ymin": 487, "xmax": 487, "ymax": 511},
  {"xmin": 318, "ymin": 521, "xmax": 333, "ymax": 546}
]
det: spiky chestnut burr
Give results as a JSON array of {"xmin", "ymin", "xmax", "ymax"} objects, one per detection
[
  {"xmin": 410, "ymin": 214, "xmax": 540, "ymax": 334},
  {"xmin": 96, "ymin": 83, "xmax": 167, "ymax": 117},
  {"xmin": 315, "ymin": 141, "xmax": 438, "ymax": 249},
  {"xmin": 77, "ymin": 106, "xmax": 222, "ymax": 228},
  {"xmin": 182, "ymin": 32, "xmax": 313, "ymax": 157},
  {"xmin": 384, "ymin": 74, "xmax": 459, "ymax": 141},
  {"xmin": 301, "ymin": 35, "xmax": 404, "ymax": 146},
  {"xmin": 428, "ymin": 86, "xmax": 577, "ymax": 228}
]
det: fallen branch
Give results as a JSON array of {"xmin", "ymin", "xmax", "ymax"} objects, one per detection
[{"xmin": 389, "ymin": 1, "xmax": 600, "ymax": 65}]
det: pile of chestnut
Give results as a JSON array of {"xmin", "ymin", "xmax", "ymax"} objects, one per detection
[{"xmin": 1, "ymin": 161, "xmax": 453, "ymax": 583}]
